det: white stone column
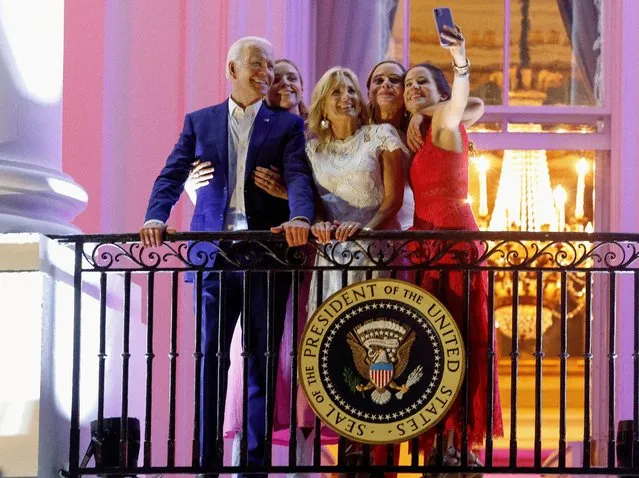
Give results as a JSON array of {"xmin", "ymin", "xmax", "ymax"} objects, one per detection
[{"xmin": 0, "ymin": 0, "xmax": 86, "ymax": 234}]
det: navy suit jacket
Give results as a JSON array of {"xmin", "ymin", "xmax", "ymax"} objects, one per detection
[{"xmin": 145, "ymin": 100, "xmax": 315, "ymax": 231}]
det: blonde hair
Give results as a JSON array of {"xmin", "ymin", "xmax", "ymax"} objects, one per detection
[{"xmin": 306, "ymin": 67, "xmax": 371, "ymax": 150}]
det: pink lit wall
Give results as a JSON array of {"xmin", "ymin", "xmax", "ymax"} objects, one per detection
[
  {"xmin": 62, "ymin": 1, "xmax": 105, "ymax": 234},
  {"xmin": 608, "ymin": 0, "xmax": 639, "ymax": 458},
  {"xmin": 63, "ymin": 0, "xmax": 315, "ymax": 236}
]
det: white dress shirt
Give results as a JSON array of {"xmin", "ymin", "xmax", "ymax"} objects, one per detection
[{"xmin": 224, "ymin": 97, "xmax": 262, "ymax": 231}]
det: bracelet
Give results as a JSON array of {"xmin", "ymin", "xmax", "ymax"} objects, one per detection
[
  {"xmin": 452, "ymin": 58, "xmax": 470, "ymax": 78},
  {"xmin": 362, "ymin": 227, "xmax": 372, "ymax": 232}
]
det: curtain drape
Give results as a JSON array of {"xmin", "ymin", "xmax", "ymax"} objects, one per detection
[
  {"xmin": 555, "ymin": 0, "xmax": 602, "ymax": 104},
  {"xmin": 313, "ymin": 0, "xmax": 399, "ymax": 88}
]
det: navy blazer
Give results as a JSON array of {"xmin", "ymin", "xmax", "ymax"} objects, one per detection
[{"xmin": 145, "ymin": 100, "xmax": 315, "ymax": 231}]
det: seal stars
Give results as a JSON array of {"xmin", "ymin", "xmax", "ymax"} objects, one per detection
[{"xmin": 299, "ymin": 279, "xmax": 465, "ymax": 444}]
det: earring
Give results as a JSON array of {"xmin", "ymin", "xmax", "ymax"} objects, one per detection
[{"xmin": 320, "ymin": 118, "xmax": 330, "ymax": 130}]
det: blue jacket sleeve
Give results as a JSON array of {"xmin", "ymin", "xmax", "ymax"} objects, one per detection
[
  {"xmin": 282, "ymin": 116, "xmax": 315, "ymax": 222},
  {"xmin": 144, "ymin": 114, "xmax": 196, "ymax": 223}
]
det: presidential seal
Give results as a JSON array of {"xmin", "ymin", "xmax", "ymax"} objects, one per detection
[{"xmin": 299, "ymin": 279, "xmax": 465, "ymax": 444}]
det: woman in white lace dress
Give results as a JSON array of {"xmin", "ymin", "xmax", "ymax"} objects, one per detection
[
  {"xmin": 296, "ymin": 67, "xmax": 407, "ymax": 466},
  {"xmin": 304, "ymin": 66, "xmax": 406, "ymax": 301}
]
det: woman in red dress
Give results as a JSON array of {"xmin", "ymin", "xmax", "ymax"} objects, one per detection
[{"xmin": 403, "ymin": 25, "xmax": 503, "ymax": 465}]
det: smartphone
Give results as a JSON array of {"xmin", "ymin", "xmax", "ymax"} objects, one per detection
[{"xmin": 433, "ymin": 7, "xmax": 455, "ymax": 47}]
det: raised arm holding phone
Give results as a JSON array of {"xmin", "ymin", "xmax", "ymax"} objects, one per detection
[{"xmin": 403, "ymin": 12, "xmax": 504, "ymax": 466}]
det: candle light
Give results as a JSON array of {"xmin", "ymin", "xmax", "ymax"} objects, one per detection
[
  {"xmin": 476, "ymin": 155, "xmax": 490, "ymax": 217},
  {"xmin": 553, "ymin": 186, "xmax": 567, "ymax": 232},
  {"xmin": 575, "ymin": 157, "xmax": 589, "ymax": 219}
]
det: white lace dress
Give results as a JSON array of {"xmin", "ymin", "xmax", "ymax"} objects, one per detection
[{"xmin": 307, "ymin": 123, "xmax": 407, "ymax": 311}]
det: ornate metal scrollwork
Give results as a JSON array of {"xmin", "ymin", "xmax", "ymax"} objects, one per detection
[{"xmin": 69, "ymin": 232, "xmax": 639, "ymax": 272}]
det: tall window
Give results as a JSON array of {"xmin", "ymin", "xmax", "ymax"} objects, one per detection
[
  {"xmin": 385, "ymin": 0, "xmax": 608, "ymax": 454},
  {"xmin": 385, "ymin": 0, "xmax": 606, "ymax": 233}
]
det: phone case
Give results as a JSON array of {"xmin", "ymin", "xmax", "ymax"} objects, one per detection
[{"xmin": 433, "ymin": 8, "xmax": 455, "ymax": 46}]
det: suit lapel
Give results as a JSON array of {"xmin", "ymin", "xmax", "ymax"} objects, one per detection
[
  {"xmin": 245, "ymin": 104, "xmax": 275, "ymax": 181},
  {"xmin": 212, "ymin": 101, "xmax": 229, "ymax": 177}
]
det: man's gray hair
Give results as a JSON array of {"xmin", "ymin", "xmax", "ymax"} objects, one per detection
[{"xmin": 226, "ymin": 36, "xmax": 273, "ymax": 79}]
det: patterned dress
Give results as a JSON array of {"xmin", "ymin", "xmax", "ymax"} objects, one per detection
[{"xmin": 409, "ymin": 124, "xmax": 504, "ymax": 451}]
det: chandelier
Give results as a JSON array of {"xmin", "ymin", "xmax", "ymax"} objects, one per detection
[
  {"xmin": 469, "ymin": 0, "xmax": 597, "ymax": 341},
  {"xmin": 488, "ymin": 125, "xmax": 558, "ymax": 232},
  {"xmin": 473, "ymin": 95, "xmax": 592, "ymax": 341}
]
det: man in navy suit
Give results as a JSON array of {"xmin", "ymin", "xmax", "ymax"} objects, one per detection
[{"xmin": 140, "ymin": 36, "xmax": 314, "ymax": 476}]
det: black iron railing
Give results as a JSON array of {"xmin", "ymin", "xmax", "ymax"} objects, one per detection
[{"xmin": 53, "ymin": 230, "xmax": 639, "ymax": 477}]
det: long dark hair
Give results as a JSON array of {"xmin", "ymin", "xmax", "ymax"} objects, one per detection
[
  {"xmin": 402, "ymin": 63, "xmax": 452, "ymax": 137},
  {"xmin": 366, "ymin": 59, "xmax": 409, "ymax": 132},
  {"xmin": 405, "ymin": 63, "xmax": 452, "ymax": 101},
  {"xmin": 274, "ymin": 58, "xmax": 308, "ymax": 119},
  {"xmin": 406, "ymin": 63, "xmax": 475, "ymax": 152}
]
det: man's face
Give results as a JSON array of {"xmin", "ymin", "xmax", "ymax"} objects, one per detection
[{"xmin": 229, "ymin": 43, "xmax": 274, "ymax": 102}]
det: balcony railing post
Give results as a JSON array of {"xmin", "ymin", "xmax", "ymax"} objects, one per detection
[
  {"xmin": 119, "ymin": 271, "xmax": 132, "ymax": 468},
  {"xmin": 510, "ymin": 271, "xmax": 520, "ymax": 468},
  {"xmin": 583, "ymin": 271, "xmax": 593, "ymax": 469},
  {"xmin": 533, "ymin": 270, "xmax": 544, "ymax": 468},
  {"xmin": 559, "ymin": 271, "xmax": 568, "ymax": 469},
  {"xmin": 608, "ymin": 272, "xmax": 617, "ymax": 468},
  {"xmin": 215, "ymin": 270, "xmax": 227, "ymax": 465},
  {"xmin": 264, "ymin": 270, "xmax": 275, "ymax": 465},
  {"xmin": 192, "ymin": 270, "xmax": 203, "ymax": 467},
  {"xmin": 486, "ymin": 270, "xmax": 496, "ymax": 468},
  {"xmin": 144, "ymin": 272, "xmax": 155, "ymax": 467},
  {"xmin": 97, "ymin": 273, "xmax": 108, "ymax": 450},
  {"xmin": 167, "ymin": 271, "xmax": 179, "ymax": 467},
  {"xmin": 240, "ymin": 270, "xmax": 251, "ymax": 467},
  {"xmin": 68, "ymin": 239, "xmax": 84, "ymax": 478}
]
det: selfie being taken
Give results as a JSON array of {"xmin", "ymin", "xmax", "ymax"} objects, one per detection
[{"xmin": 1, "ymin": 1, "xmax": 636, "ymax": 478}]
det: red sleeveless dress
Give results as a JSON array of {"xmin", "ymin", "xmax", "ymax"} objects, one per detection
[{"xmin": 409, "ymin": 125, "xmax": 503, "ymax": 451}]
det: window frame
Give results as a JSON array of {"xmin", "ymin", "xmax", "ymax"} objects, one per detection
[{"xmin": 400, "ymin": 0, "xmax": 612, "ymax": 151}]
